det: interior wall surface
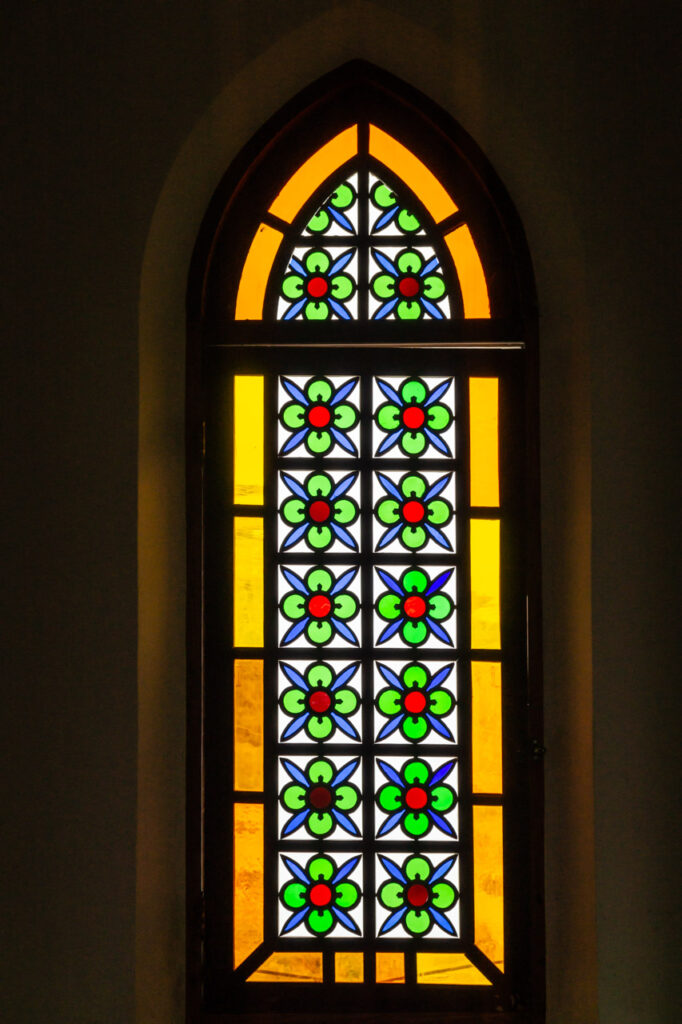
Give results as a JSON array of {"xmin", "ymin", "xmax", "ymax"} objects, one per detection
[{"xmin": 3, "ymin": 3, "xmax": 680, "ymax": 1024}]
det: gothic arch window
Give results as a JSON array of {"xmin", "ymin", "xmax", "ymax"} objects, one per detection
[{"xmin": 188, "ymin": 63, "xmax": 543, "ymax": 1022}]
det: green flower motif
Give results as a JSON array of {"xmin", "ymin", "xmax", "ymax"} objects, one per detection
[
  {"xmin": 280, "ymin": 565, "xmax": 360, "ymax": 647},
  {"xmin": 375, "ymin": 757, "xmax": 457, "ymax": 838},
  {"xmin": 279, "ymin": 375, "xmax": 359, "ymax": 457},
  {"xmin": 375, "ymin": 662, "xmax": 455, "ymax": 743},
  {"xmin": 280, "ymin": 247, "xmax": 356, "ymax": 320},
  {"xmin": 375, "ymin": 567, "xmax": 454, "ymax": 647},
  {"xmin": 374, "ymin": 471, "xmax": 453, "ymax": 551},
  {"xmin": 280, "ymin": 853, "xmax": 362, "ymax": 936},
  {"xmin": 306, "ymin": 180, "xmax": 357, "ymax": 235},
  {"xmin": 377, "ymin": 853, "xmax": 458, "ymax": 937},
  {"xmin": 370, "ymin": 180, "xmax": 422, "ymax": 234},
  {"xmin": 374, "ymin": 376, "xmax": 453, "ymax": 457},
  {"xmin": 370, "ymin": 248, "xmax": 448, "ymax": 320},
  {"xmin": 279, "ymin": 661, "xmax": 361, "ymax": 742},
  {"xmin": 279, "ymin": 756, "xmax": 361, "ymax": 838},
  {"xmin": 280, "ymin": 470, "xmax": 359, "ymax": 552}
]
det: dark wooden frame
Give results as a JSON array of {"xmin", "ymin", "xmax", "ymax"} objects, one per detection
[{"xmin": 187, "ymin": 61, "xmax": 543, "ymax": 1024}]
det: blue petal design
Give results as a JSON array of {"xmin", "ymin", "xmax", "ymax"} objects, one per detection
[
  {"xmin": 282, "ymin": 566, "xmax": 309, "ymax": 594},
  {"xmin": 425, "ymin": 713, "xmax": 455, "ymax": 741},
  {"xmin": 281, "ymin": 472, "xmax": 309, "ymax": 499},
  {"xmin": 331, "ymin": 905, "xmax": 360, "ymax": 933},
  {"xmin": 284, "ymin": 296, "xmax": 308, "ymax": 320},
  {"xmin": 431, "ymin": 760, "xmax": 456, "ymax": 785},
  {"xmin": 331, "ymin": 378, "xmax": 359, "ymax": 406},
  {"xmin": 333, "ymin": 855, "xmax": 360, "ymax": 884},
  {"xmin": 377, "ymin": 809, "xmax": 405, "ymax": 837},
  {"xmin": 376, "ymin": 522, "xmax": 403, "ymax": 550},
  {"xmin": 333, "ymin": 758, "xmax": 360, "ymax": 786},
  {"xmin": 430, "ymin": 855, "xmax": 457, "ymax": 882},
  {"xmin": 281, "ymin": 906, "xmax": 310, "ymax": 934},
  {"xmin": 280, "ymin": 426, "xmax": 309, "ymax": 455},
  {"xmin": 378, "ymin": 854, "xmax": 407, "ymax": 884},
  {"xmin": 328, "ymin": 297, "xmax": 352, "ymax": 320},
  {"xmin": 330, "ymin": 711, "xmax": 360, "ymax": 740},
  {"xmin": 376, "ymin": 378, "xmax": 403, "ymax": 405},
  {"xmin": 281, "ymin": 758, "xmax": 309, "ymax": 786},
  {"xmin": 377, "ymin": 663, "xmax": 403, "ymax": 689},
  {"xmin": 420, "ymin": 255, "xmax": 439, "ymax": 276},
  {"xmin": 422, "ymin": 298, "xmax": 445, "ymax": 320},
  {"xmin": 331, "ymin": 662, "xmax": 359, "ymax": 690},
  {"xmin": 330, "ymin": 426, "xmax": 358, "ymax": 455},
  {"xmin": 281, "ymin": 663, "xmax": 309, "ymax": 689},
  {"xmin": 331, "ymin": 808, "xmax": 360, "ymax": 836},
  {"xmin": 376, "ymin": 427, "xmax": 403, "ymax": 455},
  {"xmin": 423, "ymin": 472, "xmax": 451, "ymax": 500},
  {"xmin": 281, "ymin": 617, "xmax": 310, "ymax": 645},
  {"xmin": 282, "ymin": 522, "xmax": 310, "ymax": 550},
  {"xmin": 376, "ymin": 619, "xmax": 403, "ymax": 644},
  {"xmin": 373, "ymin": 296, "xmax": 399, "ymax": 320},
  {"xmin": 429, "ymin": 809, "xmax": 456, "ymax": 836},
  {"xmin": 376, "ymin": 567, "xmax": 403, "ymax": 595},
  {"xmin": 372, "ymin": 205, "xmax": 398, "ymax": 232},
  {"xmin": 331, "ymin": 567, "xmax": 358, "ymax": 595},
  {"xmin": 428, "ymin": 664, "xmax": 454, "ymax": 690},
  {"xmin": 282, "ymin": 855, "xmax": 310, "ymax": 884},
  {"xmin": 425, "ymin": 569, "xmax": 453, "ymax": 596},
  {"xmin": 430, "ymin": 907, "xmax": 456, "ymax": 935},
  {"xmin": 330, "ymin": 522, "xmax": 358, "ymax": 550},
  {"xmin": 288, "ymin": 256, "xmax": 308, "ymax": 278},
  {"xmin": 376, "ymin": 471, "xmax": 403, "ymax": 500},
  {"xmin": 425, "ymin": 617, "xmax": 453, "ymax": 646},
  {"xmin": 378, "ymin": 906, "xmax": 407, "ymax": 935},
  {"xmin": 377, "ymin": 759, "xmax": 405, "ymax": 788},
  {"xmin": 281, "ymin": 713, "xmax": 309, "ymax": 740},
  {"xmin": 328, "ymin": 206, "xmax": 354, "ymax": 232},
  {"xmin": 282, "ymin": 808, "xmax": 310, "ymax": 836},
  {"xmin": 331, "ymin": 617, "xmax": 359, "ymax": 645},
  {"xmin": 424, "ymin": 379, "xmax": 452, "ymax": 407},
  {"xmin": 330, "ymin": 470, "xmax": 357, "ymax": 498},
  {"xmin": 423, "ymin": 426, "xmax": 451, "ymax": 455},
  {"xmin": 371, "ymin": 249, "xmax": 398, "ymax": 276},
  {"xmin": 424, "ymin": 522, "xmax": 452, "ymax": 550},
  {"xmin": 328, "ymin": 249, "xmax": 354, "ymax": 275},
  {"xmin": 376, "ymin": 714, "xmax": 404, "ymax": 741}
]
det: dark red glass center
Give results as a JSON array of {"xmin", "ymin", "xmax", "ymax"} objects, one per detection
[
  {"xmin": 398, "ymin": 276, "xmax": 420, "ymax": 298},
  {"xmin": 308, "ymin": 594, "xmax": 331, "ymax": 618},
  {"xmin": 406, "ymin": 883, "xmax": 429, "ymax": 907},
  {"xmin": 403, "ymin": 499, "xmax": 425, "ymax": 523},
  {"xmin": 310, "ymin": 882, "xmax": 333, "ymax": 907},
  {"xmin": 402, "ymin": 405, "xmax": 425, "ymax": 429},
  {"xmin": 307, "ymin": 275, "xmax": 329, "ymax": 298},
  {"xmin": 308, "ymin": 690, "xmax": 332, "ymax": 714},
  {"xmin": 309, "ymin": 785, "xmax": 333, "ymax": 810},
  {"xmin": 308, "ymin": 404, "xmax": 331, "ymax": 428},
  {"xmin": 405, "ymin": 786, "xmax": 428, "ymax": 810},
  {"xmin": 403, "ymin": 595, "xmax": 426, "ymax": 619},
  {"xmin": 404, "ymin": 690, "xmax": 427, "ymax": 714},
  {"xmin": 309, "ymin": 499, "xmax": 331, "ymax": 523}
]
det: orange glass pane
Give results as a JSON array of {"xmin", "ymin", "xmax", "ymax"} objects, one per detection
[
  {"xmin": 234, "ymin": 517, "xmax": 263, "ymax": 647},
  {"xmin": 234, "ymin": 376, "xmax": 264, "ymax": 504},
  {"xmin": 248, "ymin": 951, "xmax": 323, "ymax": 983},
  {"xmin": 474, "ymin": 805, "xmax": 504, "ymax": 970},
  {"xmin": 233, "ymin": 803, "xmax": 263, "ymax": 967},
  {"xmin": 375, "ymin": 952, "xmax": 405, "ymax": 983},
  {"xmin": 369, "ymin": 125, "xmax": 458, "ymax": 223},
  {"xmin": 470, "ymin": 519, "xmax": 501, "ymax": 649},
  {"xmin": 268, "ymin": 126, "xmax": 358, "ymax": 223},
  {"xmin": 444, "ymin": 225, "xmax": 490, "ymax": 318},
  {"xmin": 234, "ymin": 660, "xmax": 263, "ymax": 791},
  {"xmin": 469, "ymin": 377, "xmax": 499, "ymax": 507},
  {"xmin": 335, "ymin": 951, "xmax": 363, "ymax": 983},
  {"xmin": 416, "ymin": 952, "xmax": 491, "ymax": 985},
  {"xmin": 235, "ymin": 223, "xmax": 283, "ymax": 320},
  {"xmin": 472, "ymin": 661, "xmax": 502, "ymax": 794}
]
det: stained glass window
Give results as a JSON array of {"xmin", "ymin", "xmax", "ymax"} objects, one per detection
[{"xmin": 195, "ymin": 66, "xmax": 541, "ymax": 1020}]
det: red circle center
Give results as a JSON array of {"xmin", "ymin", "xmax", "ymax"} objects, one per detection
[
  {"xmin": 402, "ymin": 406, "xmax": 425, "ymax": 429},
  {"xmin": 398, "ymin": 276, "xmax": 420, "ymax": 298},
  {"xmin": 404, "ymin": 690, "xmax": 427, "ymax": 714},
  {"xmin": 308, "ymin": 404, "xmax": 331, "ymax": 428},
  {"xmin": 406, "ymin": 883, "xmax": 429, "ymax": 907},
  {"xmin": 309, "ymin": 785, "xmax": 333, "ymax": 810},
  {"xmin": 307, "ymin": 275, "xmax": 329, "ymax": 298},
  {"xmin": 403, "ymin": 499, "xmax": 425, "ymax": 523},
  {"xmin": 310, "ymin": 883, "xmax": 333, "ymax": 907},
  {"xmin": 309, "ymin": 499, "xmax": 331, "ymax": 523},
  {"xmin": 308, "ymin": 594, "xmax": 332, "ymax": 618},
  {"xmin": 308, "ymin": 690, "xmax": 331, "ymax": 714},
  {"xmin": 405, "ymin": 786, "xmax": 428, "ymax": 810},
  {"xmin": 404, "ymin": 595, "xmax": 426, "ymax": 619}
]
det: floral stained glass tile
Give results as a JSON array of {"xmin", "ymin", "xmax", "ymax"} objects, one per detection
[
  {"xmin": 278, "ymin": 660, "xmax": 361, "ymax": 744},
  {"xmin": 278, "ymin": 754, "xmax": 362, "ymax": 840},
  {"xmin": 368, "ymin": 173, "xmax": 425, "ymax": 237},
  {"xmin": 278, "ymin": 375, "xmax": 360, "ymax": 458},
  {"xmin": 277, "ymin": 247, "xmax": 358, "ymax": 321},
  {"xmin": 373, "ymin": 469, "xmax": 455, "ymax": 553},
  {"xmin": 278, "ymin": 852, "xmax": 363, "ymax": 938},
  {"xmin": 278, "ymin": 469, "xmax": 360, "ymax": 553},
  {"xmin": 373, "ymin": 565, "xmax": 457, "ymax": 649},
  {"xmin": 373, "ymin": 755, "xmax": 458, "ymax": 841},
  {"xmin": 374, "ymin": 660, "xmax": 457, "ymax": 745},
  {"xmin": 303, "ymin": 174, "xmax": 359, "ymax": 236},
  {"xmin": 372, "ymin": 376, "xmax": 455, "ymax": 459},
  {"xmin": 369, "ymin": 246, "xmax": 449, "ymax": 321},
  {"xmin": 279, "ymin": 564, "xmax": 361, "ymax": 648},
  {"xmin": 375, "ymin": 851, "xmax": 459, "ymax": 938}
]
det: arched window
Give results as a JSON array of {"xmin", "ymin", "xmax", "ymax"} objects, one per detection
[{"xmin": 188, "ymin": 63, "xmax": 542, "ymax": 1021}]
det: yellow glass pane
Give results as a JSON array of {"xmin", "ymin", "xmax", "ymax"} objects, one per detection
[
  {"xmin": 234, "ymin": 376, "xmax": 264, "ymax": 504},
  {"xmin": 369, "ymin": 125, "xmax": 458, "ymax": 223},
  {"xmin": 469, "ymin": 377, "xmax": 499, "ymax": 507},
  {"xmin": 472, "ymin": 661, "xmax": 502, "ymax": 794},
  {"xmin": 233, "ymin": 803, "xmax": 263, "ymax": 967},
  {"xmin": 375, "ymin": 952, "xmax": 405, "ymax": 983},
  {"xmin": 444, "ymin": 224, "xmax": 491, "ymax": 318},
  {"xmin": 234, "ymin": 517, "xmax": 263, "ymax": 647},
  {"xmin": 248, "ymin": 951, "xmax": 323, "ymax": 983},
  {"xmin": 470, "ymin": 519, "xmax": 500, "ymax": 649},
  {"xmin": 234, "ymin": 660, "xmax": 263, "ymax": 791},
  {"xmin": 474, "ymin": 805, "xmax": 504, "ymax": 970},
  {"xmin": 335, "ymin": 951, "xmax": 363, "ymax": 983},
  {"xmin": 268, "ymin": 126, "xmax": 358, "ymax": 223},
  {"xmin": 235, "ymin": 223, "xmax": 283, "ymax": 320},
  {"xmin": 416, "ymin": 952, "xmax": 491, "ymax": 986}
]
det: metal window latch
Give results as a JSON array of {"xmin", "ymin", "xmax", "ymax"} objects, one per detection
[{"xmin": 530, "ymin": 739, "xmax": 546, "ymax": 761}]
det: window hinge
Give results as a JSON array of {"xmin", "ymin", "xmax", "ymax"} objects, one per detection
[
  {"xmin": 200, "ymin": 890, "xmax": 206, "ymax": 941},
  {"xmin": 530, "ymin": 738, "xmax": 546, "ymax": 761}
]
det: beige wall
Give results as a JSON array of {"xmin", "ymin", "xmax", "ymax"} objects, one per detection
[{"xmin": 3, "ymin": 3, "xmax": 679, "ymax": 1023}]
